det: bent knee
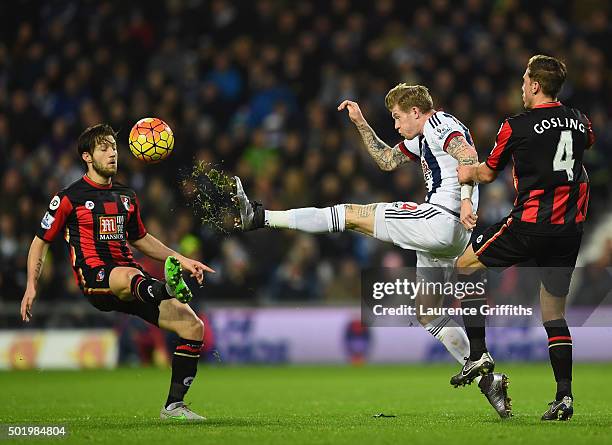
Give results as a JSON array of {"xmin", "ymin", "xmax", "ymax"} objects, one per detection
[
  {"xmin": 172, "ymin": 306, "xmax": 205, "ymax": 341},
  {"xmin": 186, "ymin": 315, "xmax": 205, "ymax": 341}
]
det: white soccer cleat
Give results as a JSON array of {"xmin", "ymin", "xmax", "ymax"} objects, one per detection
[{"xmin": 160, "ymin": 402, "xmax": 206, "ymax": 421}]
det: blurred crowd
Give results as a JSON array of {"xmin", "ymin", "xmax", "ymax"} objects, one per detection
[{"xmin": 1, "ymin": 0, "xmax": 611, "ymax": 322}]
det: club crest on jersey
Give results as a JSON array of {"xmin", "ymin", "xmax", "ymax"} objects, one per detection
[
  {"xmin": 40, "ymin": 212, "xmax": 55, "ymax": 229},
  {"xmin": 85, "ymin": 200, "xmax": 95, "ymax": 210},
  {"xmin": 120, "ymin": 195, "xmax": 130, "ymax": 211},
  {"xmin": 96, "ymin": 268, "xmax": 105, "ymax": 282},
  {"xmin": 98, "ymin": 215, "xmax": 125, "ymax": 241},
  {"xmin": 435, "ymin": 123, "xmax": 452, "ymax": 139},
  {"xmin": 49, "ymin": 195, "xmax": 60, "ymax": 210}
]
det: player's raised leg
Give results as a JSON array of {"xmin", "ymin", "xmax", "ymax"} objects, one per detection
[
  {"xmin": 233, "ymin": 175, "xmax": 381, "ymax": 237},
  {"xmin": 108, "ymin": 257, "xmax": 193, "ymax": 304}
]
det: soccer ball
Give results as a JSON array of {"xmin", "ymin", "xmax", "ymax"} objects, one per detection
[{"xmin": 128, "ymin": 117, "xmax": 175, "ymax": 163}]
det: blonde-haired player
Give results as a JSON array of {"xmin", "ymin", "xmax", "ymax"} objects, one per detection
[{"xmin": 234, "ymin": 84, "xmax": 510, "ymax": 418}]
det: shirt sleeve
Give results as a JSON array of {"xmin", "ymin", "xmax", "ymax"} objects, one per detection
[
  {"xmin": 485, "ymin": 119, "xmax": 518, "ymax": 171},
  {"xmin": 582, "ymin": 113, "xmax": 596, "ymax": 149},
  {"xmin": 423, "ymin": 113, "xmax": 466, "ymax": 153},
  {"xmin": 397, "ymin": 137, "xmax": 420, "ymax": 161},
  {"xmin": 35, "ymin": 192, "xmax": 73, "ymax": 242},
  {"xmin": 126, "ymin": 194, "xmax": 148, "ymax": 241}
]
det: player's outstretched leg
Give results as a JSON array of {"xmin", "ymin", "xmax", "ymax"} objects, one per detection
[
  {"xmin": 164, "ymin": 256, "xmax": 193, "ymax": 303},
  {"xmin": 233, "ymin": 175, "xmax": 346, "ymax": 233}
]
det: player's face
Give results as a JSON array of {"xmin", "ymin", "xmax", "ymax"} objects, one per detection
[
  {"xmin": 391, "ymin": 105, "xmax": 419, "ymax": 139},
  {"xmin": 91, "ymin": 136, "xmax": 118, "ymax": 178}
]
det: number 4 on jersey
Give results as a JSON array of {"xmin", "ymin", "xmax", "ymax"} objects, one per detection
[{"xmin": 553, "ymin": 130, "xmax": 575, "ymax": 181}]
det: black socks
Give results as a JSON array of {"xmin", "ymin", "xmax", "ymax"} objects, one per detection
[
  {"xmin": 544, "ymin": 318, "xmax": 573, "ymax": 400},
  {"xmin": 165, "ymin": 338, "xmax": 203, "ymax": 408},
  {"xmin": 458, "ymin": 272, "xmax": 488, "ymax": 360},
  {"xmin": 130, "ymin": 274, "xmax": 172, "ymax": 304}
]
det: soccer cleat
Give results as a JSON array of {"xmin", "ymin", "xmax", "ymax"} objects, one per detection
[
  {"xmin": 164, "ymin": 256, "xmax": 192, "ymax": 304},
  {"xmin": 450, "ymin": 352, "xmax": 495, "ymax": 387},
  {"xmin": 232, "ymin": 176, "xmax": 264, "ymax": 231},
  {"xmin": 160, "ymin": 401, "xmax": 206, "ymax": 421},
  {"xmin": 478, "ymin": 373, "xmax": 512, "ymax": 419},
  {"xmin": 541, "ymin": 396, "xmax": 573, "ymax": 421}
]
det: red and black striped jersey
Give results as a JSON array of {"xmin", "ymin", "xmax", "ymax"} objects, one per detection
[
  {"xmin": 36, "ymin": 175, "xmax": 147, "ymax": 273},
  {"xmin": 485, "ymin": 102, "xmax": 594, "ymax": 236}
]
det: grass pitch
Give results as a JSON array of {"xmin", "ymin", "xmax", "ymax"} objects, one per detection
[{"xmin": 2, "ymin": 364, "xmax": 612, "ymax": 444}]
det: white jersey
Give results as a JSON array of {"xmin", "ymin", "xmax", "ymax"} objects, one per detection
[{"xmin": 398, "ymin": 111, "xmax": 479, "ymax": 214}]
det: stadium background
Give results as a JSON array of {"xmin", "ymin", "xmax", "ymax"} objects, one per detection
[{"xmin": 0, "ymin": 0, "xmax": 611, "ymax": 369}]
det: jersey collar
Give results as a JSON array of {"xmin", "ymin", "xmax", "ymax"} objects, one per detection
[
  {"xmin": 532, "ymin": 101, "xmax": 562, "ymax": 109},
  {"xmin": 83, "ymin": 174, "xmax": 113, "ymax": 189}
]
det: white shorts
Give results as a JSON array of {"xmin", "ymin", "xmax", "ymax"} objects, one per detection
[{"xmin": 374, "ymin": 202, "xmax": 471, "ymax": 279}]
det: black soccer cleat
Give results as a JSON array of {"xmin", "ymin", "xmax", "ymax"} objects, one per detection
[
  {"xmin": 450, "ymin": 352, "xmax": 495, "ymax": 387},
  {"xmin": 232, "ymin": 176, "xmax": 264, "ymax": 231},
  {"xmin": 541, "ymin": 396, "xmax": 573, "ymax": 421},
  {"xmin": 479, "ymin": 373, "xmax": 512, "ymax": 419}
]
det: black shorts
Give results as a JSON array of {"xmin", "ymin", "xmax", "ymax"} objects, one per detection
[
  {"xmin": 472, "ymin": 218, "xmax": 582, "ymax": 297},
  {"xmin": 76, "ymin": 264, "xmax": 161, "ymax": 326}
]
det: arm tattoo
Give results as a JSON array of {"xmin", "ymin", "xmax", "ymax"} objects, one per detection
[
  {"xmin": 446, "ymin": 135, "xmax": 478, "ymax": 166},
  {"xmin": 357, "ymin": 204, "xmax": 378, "ymax": 218},
  {"xmin": 355, "ymin": 123, "xmax": 410, "ymax": 171},
  {"xmin": 33, "ymin": 257, "xmax": 43, "ymax": 285}
]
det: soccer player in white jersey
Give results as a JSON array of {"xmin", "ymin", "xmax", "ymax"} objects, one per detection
[{"xmin": 233, "ymin": 84, "xmax": 510, "ymax": 418}]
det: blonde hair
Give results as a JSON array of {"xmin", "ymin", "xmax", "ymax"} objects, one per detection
[{"xmin": 385, "ymin": 84, "xmax": 434, "ymax": 113}]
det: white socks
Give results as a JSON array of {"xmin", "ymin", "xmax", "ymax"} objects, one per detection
[
  {"xmin": 425, "ymin": 315, "xmax": 470, "ymax": 364},
  {"xmin": 424, "ymin": 315, "xmax": 481, "ymax": 383},
  {"xmin": 265, "ymin": 205, "xmax": 346, "ymax": 233}
]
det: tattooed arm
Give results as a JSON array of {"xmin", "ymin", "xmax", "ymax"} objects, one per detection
[
  {"xmin": 355, "ymin": 122, "xmax": 411, "ymax": 171},
  {"xmin": 338, "ymin": 100, "xmax": 413, "ymax": 171},
  {"xmin": 446, "ymin": 135, "xmax": 480, "ymax": 230},
  {"xmin": 20, "ymin": 236, "xmax": 50, "ymax": 322},
  {"xmin": 446, "ymin": 135, "xmax": 478, "ymax": 167}
]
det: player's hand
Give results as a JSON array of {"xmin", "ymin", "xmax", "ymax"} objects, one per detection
[
  {"xmin": 20, "ymin": 288, "xmax": 37, "ymax": 322},
  {"xmin": 457, "ymin": 165, "xmax": 477, "ymax": 184},
  {"xmin": 177, "ymin": 256, "xmax": 215, "ymax": 285},
  {"xmin": 460, "ymin": 199, "xmax": 478, "ymax": 231},
  {"xmin": 337, "ymin": 100, "xmax": 366, "ymax": 126}
]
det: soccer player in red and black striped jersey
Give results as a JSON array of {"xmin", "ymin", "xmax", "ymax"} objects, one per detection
[
  {"xmin": 20, "ymin": 124, "xmax": 215, "ymax": 420},
  {"xmin": 453, "ymin": 55, "xmax": 595, "ymax": 420}
]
